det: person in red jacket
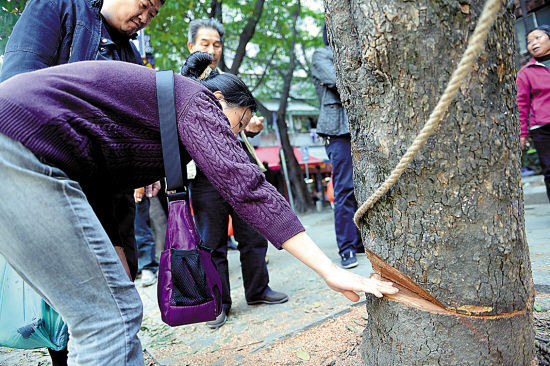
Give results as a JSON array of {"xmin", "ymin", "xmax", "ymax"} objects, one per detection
[{"xmin": 517, "ymin": 25, "xmax": 550, "ymax": 203}]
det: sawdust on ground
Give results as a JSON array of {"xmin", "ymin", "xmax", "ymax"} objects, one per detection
[{"xmin": 151, "ymin": 305, "xmax": 366, "ymax": 365}]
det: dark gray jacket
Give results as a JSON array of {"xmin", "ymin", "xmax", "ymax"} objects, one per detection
[{"xmin": 311, "ymin": 46, "xmax": 349, "ymax": 137}]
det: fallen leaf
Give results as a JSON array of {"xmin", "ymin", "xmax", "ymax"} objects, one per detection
[
  {"xmin": 346, "ymin": 324, "xmax": 358, "ymax": 333},
  {"xmin": 461, "ymin": 4, "xmax": 470, "ymax": 14},
  {"xmin": 296, "ymin": 350, "xmax": 311, "ymax": 360},
  {"xmin": 534, "ymin": 304, "xmax": 542, "ymax": 312}
]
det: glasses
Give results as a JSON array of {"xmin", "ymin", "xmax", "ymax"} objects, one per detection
[{"xmin": 234, "ymin": 107, "xmax": 255, "ymax": 131}]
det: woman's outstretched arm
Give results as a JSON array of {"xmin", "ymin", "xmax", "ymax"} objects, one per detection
[{"xmin": 282, "ymin": 232, "xmax": 398, "ymax": 300}]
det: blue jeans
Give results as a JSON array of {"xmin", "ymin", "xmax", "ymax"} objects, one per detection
[
  {"xmin": 325, "ymin": 135, "xmax": 363, "ymax": 256},
  {"xmin": 531, "ymin": 124, "xmax": 550, "ymax": 203},
  {"xmin": 134, "ymin": 198, "xmax": 158, "ymax": 274},
  {"xmin": 0, "ymin": 133, "xmax": 143, "ymax": 365}
]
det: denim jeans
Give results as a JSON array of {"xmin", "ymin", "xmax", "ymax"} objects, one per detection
[
  {"xmin": 0, "ymin": 133, "xmax": 143, "ymax": 365},
  {"xmin": 325, "ymin": 135, "xmax": 363, "ymax": 256},
  {"xmin": 531, "ymin": 123, "xmax": 550, "ymax": 203},
  {"xmin": 134, "ymin": 198, "xmax": 159, "ymax": 274}
]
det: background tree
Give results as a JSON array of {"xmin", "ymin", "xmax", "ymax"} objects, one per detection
[
  {"xmin": 148, "ymin": 0, "xmax": 321, "ymax": 211},
  {"xmin": 324, "ymin": 0, "xmax": 535, "ymax": 364},
  {"xmin": 271, "ymin": 0, "xmax": 313, "ymax": 212}
]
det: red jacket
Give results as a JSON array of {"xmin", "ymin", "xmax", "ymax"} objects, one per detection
[{"xmin": 516, "ymin": 58, "xmax": 550, "ymax": 137}]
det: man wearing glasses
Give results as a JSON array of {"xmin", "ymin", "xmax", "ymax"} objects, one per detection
[{"xmin": 186, "ymin": 18, "xmax": 289, "ymax": 330}]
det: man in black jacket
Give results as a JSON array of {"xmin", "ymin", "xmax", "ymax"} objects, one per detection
[{"xmin": 185, "ymin": 18, "xmax": 289, "ymax": 330}]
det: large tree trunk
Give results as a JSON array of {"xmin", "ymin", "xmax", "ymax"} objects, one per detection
[{"xmin": 324, "ymin": 0, "xmax": 535, "ymax": 364}]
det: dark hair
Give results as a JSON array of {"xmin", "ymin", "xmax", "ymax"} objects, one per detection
[
  {"xmin": 322, "ymin": 24, "xmax": 329, "ymax": 46},
  {"xmin": 181, "ymin": 52, "xmax": 256, "ymax": 112},
  {"xmin": 188, "ymin": 18, "xmax": 225, "ymax": 45},
  {"xmin": 527, "ymin": 25, "xmax": 550, "ymax": 42}
]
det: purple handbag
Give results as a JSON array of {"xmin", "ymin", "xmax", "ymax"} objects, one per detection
[{"xmin": 156, "ymin": 70, "xmax": 223, "ymax": 326}]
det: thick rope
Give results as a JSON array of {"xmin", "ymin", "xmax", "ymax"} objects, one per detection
[{"xmin": 353, "ymin": 0, "xmax": 503, "ymax": 227}]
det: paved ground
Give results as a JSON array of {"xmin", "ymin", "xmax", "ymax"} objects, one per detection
[
  {"xmin": 524, "ymin": 175, "xmax": 550, "ymax": 311},
  {"xmin": 138, "ymin": 177, "xmax": 549, "ymax": 365},
  {"xmin": 136, "ymin": 205, "xmax": 373, "ymax": 365},
  {"xmin": 0, "ymin": 176, "xmax": 547, "ymax": 365}
]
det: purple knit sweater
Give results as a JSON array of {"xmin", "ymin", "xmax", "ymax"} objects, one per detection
[{"xmin": 0, "ymin": 61, "xmax": 304, "ymax": 248}]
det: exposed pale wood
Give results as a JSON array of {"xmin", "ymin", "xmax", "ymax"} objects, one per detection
[{"xmin": 368, "ymin": 249, "xmax": 445, "ymax": 308}]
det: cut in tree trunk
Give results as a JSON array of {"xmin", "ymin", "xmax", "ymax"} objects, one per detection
[{"xmin": 324, "ymin": 0, "xmax": 535, "ymax": 364}]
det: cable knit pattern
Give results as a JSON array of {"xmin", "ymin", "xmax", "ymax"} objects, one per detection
[
  {"xmin": 0, "ymin": 61, "xmax": 304, "ymax": 248},
  {"xmin": 175, "ymin": 90, "xmax": 303, "ymax": 248}
]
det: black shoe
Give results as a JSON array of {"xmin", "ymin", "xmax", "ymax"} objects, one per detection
[
  {"xmin": 206, "ymin": 308, "xmax": 227, "ymax": 329},
  {"xmin": 340, "ymin": 250, "xmax": 358, "ymax": 269},
  {"xmin": 247, "ymin": 288, "xmax": 289, "ymax": 305}
]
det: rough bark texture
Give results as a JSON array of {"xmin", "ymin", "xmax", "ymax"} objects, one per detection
[
  {"xmin": 362, "ymin": 295, "xmax": 534, "ymax": 365},
  {"xmin": 324, "ymin": 0, "xmax": 535, "ymax": 364}
]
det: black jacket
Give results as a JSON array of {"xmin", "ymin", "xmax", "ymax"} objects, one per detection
[{"xmin": 311, "ymin": 46, "xmax": 349, "ymax": 137}]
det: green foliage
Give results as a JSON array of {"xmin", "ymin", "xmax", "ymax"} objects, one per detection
[
  {"xmin": 146, "ymin": 0, "xmax": 203, "ymax": 70},
  {"xmin": 148, "ymin": 0, "xmax": 325, "ymax": 101},
  {"xmin": 0, "ymin": 0, "xmax": 27, "ymax": 53},
  {"xmin": 1, "ymin": 0, "xmax": 324, "ymax": 101}
]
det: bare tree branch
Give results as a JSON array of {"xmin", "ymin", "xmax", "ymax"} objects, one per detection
[
  {"xmin": 251, "ymin": 49, "xmax": 277, "ymax": 92},
  {"xmin": 275, "ymin": 20, "xmax": 288, "ymax": 44},
  {"xmin": 245, "ymin": 54, "xmax": 286, "ymax": 78},
  {"xmin": 209, "ymin": 0, "xmax": 222, "ymax": 22},
  {"xmin": 228, "ymin": 0, "xmax": 266, "ymax": 75},
  {"xmin": 296, "ymin": 42, "xmax": 312, "ymax": 77},
  {"xmin": 275, "ymin": 0, "xmax": 312, "ymax": 212}
]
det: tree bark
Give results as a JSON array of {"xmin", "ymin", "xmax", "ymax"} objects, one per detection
[{"xmin": 324, "ymin": 0, "xmax": 535, "ymax": 364}]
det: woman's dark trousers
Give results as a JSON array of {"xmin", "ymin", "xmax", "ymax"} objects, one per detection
[
  {"xmin": 531, "ymin": 123, "xmax": 550, "ymax": 203},
  {"xmin": 190, "ymin": 180, "xmax": 269, "ymax": 311}
]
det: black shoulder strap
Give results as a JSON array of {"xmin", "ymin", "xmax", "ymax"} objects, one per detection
[{"xmin": 156, "ymin": 70, "xmax": 187, "ymax": 200}]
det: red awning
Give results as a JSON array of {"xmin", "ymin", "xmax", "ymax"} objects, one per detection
[{"xmin": 254, "ymin": 146, "xmax": 327, "ymax": 169}]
